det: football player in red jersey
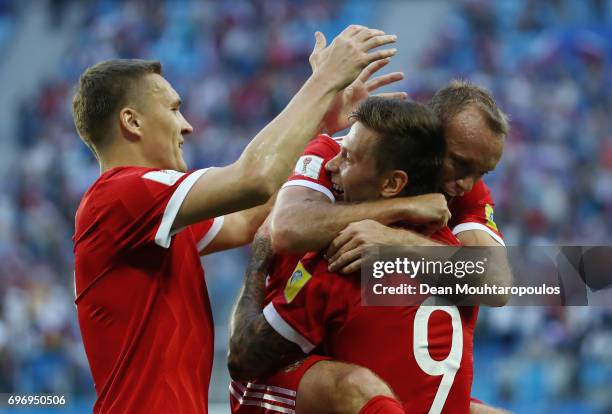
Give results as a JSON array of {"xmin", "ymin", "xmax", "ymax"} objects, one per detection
[
  {"xmin": 324, "ymin": 81, "xmax": 508, "ymax": 277},
  {"xmin": 71, "ymin": 25, "xmax": 401, "ymax": 414},
  {"xmin": 230, "ymin": 99, "xmax": 477, "ymax": 413},
  {"xmin": 229, "ymin": 98, "xmax": 449, "ymax": 414},
  {"xmin": 228, "ymin": 86, "xmax": 511, "ymax": 412},
  {"xmin": 271, "ymin": 81, "xmax": 507, "ymax": 278}
]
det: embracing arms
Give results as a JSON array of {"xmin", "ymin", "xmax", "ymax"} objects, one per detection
[{"xmin": 227, "ymin": 229, "xmax": 305, "ymax": 380}]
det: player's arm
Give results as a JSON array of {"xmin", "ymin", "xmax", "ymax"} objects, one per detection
[
  {"xmin": 456, "ymin": 229, "xmax": 502, "ymax": 247},
  {"xmin": 228, "ymin": 229, "xmax": 306, "ymax": 380},
  {"xmin": 448, "ymin": 183, "xmax": 512, "ymax": 303},
  {"xmin": 199, "ymin": 194, "xmax": 276, "ymax": 254},
  {"xmin": 271, "ymin": 187, "xmax": 450, "ymax": 253},
  {"xmin": 326, "ymin": 220, "xmax": 511, "ymax": 306},
  {"xmin": 326, "ymin": 219, "xmax": 444, "ymax": 273},
  {"xmin": 453, "ymin": 229, "xmax": 512, "ymax": 306},
  {"xmin": 470, "ymin": 401, "xmax": 512, "ymax": 414},
  {"xmin": 173, "ymin": 26, "xmax": 398, "ymax": 230}
]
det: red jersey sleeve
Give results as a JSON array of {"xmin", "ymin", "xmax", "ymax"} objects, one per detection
[
  {"xmin": 95, "ymin": 167, "xmax": 212, "ymax": 249},
  {"xmin": 263, "ymin": 257, "xmax": 347, "ymax": 353},
  {"xmin": 190, "ymin": 216, "xmax": 225, "ymax": 252},
  {"xmin": 448, "ymin": 180, "xmax": 504, "ymax": 245},
  {"xmin": 281, "ymin": 134, "xmax": 342, "ymax": 202}
]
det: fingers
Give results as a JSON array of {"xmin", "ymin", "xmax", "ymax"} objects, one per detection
[
  {"xmin": 328, "ymin": 237, "xmax": 360, "ymax": 269},
  {"xmin": 340, "ymin": 258, "xmax": 362, "ymax": 275},
  {"xmin": 365, "ymin": 48, "xmax": 398, "ymax": 64},
  {"xmin": 375, "ymin": 92, "xmax": 409, "ymax": 100},
  {"xmin": 331, "ymin": 248, "xmax": 362, "ymax": 274},
  {"xmin": 325, "ymin": 230, "xmax": 353, "ymax": 263},
  {"xmin": 365, "ymin": 71, "xmax": 405, "ymax": 92},
  {"xmin": 357, "ymin": 58, "xmax": 391, "ymax": 83},
  {"xmin": 363, "ymin": 34, "xmax": 397, "ymax": 51},
  {"xmin": 341, "ymin": 24, "xmax": 368, "ymax": 37},
  {"xmin": 311, "ymin": 31, "xmax": 327, "ymax": 55},
  {"xmin": 342, "ymin": 25, "xmax": 397, "ymax": 56},
  {"xmin": 329, "ymin": 242, "xmax": 361, "ymax": 273},
  {"xmin": 354, "ymin": 28, "xmax": 386, "ymax": 42}
]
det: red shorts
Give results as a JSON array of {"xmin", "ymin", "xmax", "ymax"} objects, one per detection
[{"xmin": 230, "ymin": 355, "xmax": 330, "ymax": 414}]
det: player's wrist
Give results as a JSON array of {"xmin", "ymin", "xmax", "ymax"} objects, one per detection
[
  {"xmin": 381, "ymin": 197, "xmax": 417, "ymax": 224},
  {"xmin": 390, "ymin": 227, "xmax": 414, "ymax": 245},
  {"xmin": 308, "ymin": 71, "xmax": 344, "ymax": 95}
]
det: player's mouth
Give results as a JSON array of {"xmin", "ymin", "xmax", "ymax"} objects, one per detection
[{"xmin": 332, "ymin": 182, "xmax": 344, "ymax": 198}]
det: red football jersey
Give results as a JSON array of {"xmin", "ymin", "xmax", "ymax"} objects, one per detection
[
  {"xmin": 448, "ymin": 180, "xmax": 504, "ymax": 245},
  {"xmin": 281, "ymin": 133, "xmax": 342, "ymax": 202},
  {"xmin": 264, "ymin": 230, "xmax": 477, "ymax": 414},
  {"xmin": 74, "ymin": 166, "xmax": 223, "ymax": 414},
  {"xmin": 284, "ymin": 134, "xmax": 504, "ymax": 244},
  {"xmin": 233, "ymin": 134, "xmax": 490, "ymax": 412}
]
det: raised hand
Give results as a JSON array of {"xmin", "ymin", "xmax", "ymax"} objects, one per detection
[
  {"xmin": 309, "ymin": 25, "xmax": 399, "ymax": 94},
  {"xmin": 322, "ymin": 58, "xmax": 408, "ymax": 134}
]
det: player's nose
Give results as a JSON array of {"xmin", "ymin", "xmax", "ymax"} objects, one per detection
[
  {"xmin": 325, "ymin": 154, "xmax": 340, "ymax": 172},
  {"xmin": 181, "ymin": 117, "xmax": 194, "ymax": 135},
  {"xmin": 456, "ymin": 176, "xmax": 475, "ymax": 194}
]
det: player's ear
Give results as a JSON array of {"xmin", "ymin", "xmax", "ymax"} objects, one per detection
[
  {"xmin": 119, "ymin": 107, "xmax": 142, "ymax": 141},
  {"xmin": 380, "ymin": 170, "xmax": 408, "ymax": 198}
]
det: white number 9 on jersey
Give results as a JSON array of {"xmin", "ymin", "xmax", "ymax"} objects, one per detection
[{"xmin": 413, "ymin": 297, "xmax": 463, "ymax": 414}]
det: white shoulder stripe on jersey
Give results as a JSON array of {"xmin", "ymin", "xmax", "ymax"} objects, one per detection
[
  {"xmin": 281, "ymin": 180, "xmax": 335, "ymax": 203},
  {"xmin": 451, "ymin": 222, "xmax": 506, "ymax": 246},
  {"xmin": 229, "ymin": 383, "xmax": 295, "ymax": 414},
  {"xmin": 196, "ymin": 215, "xmax": 225, "ymax": 252},
  {"xmin": 263, "ymin": 303, "xmax": 316, "ymax": 354},
  {"xmin": 155, "ymin": 168, "xmax": 209, "ymax": 248}
]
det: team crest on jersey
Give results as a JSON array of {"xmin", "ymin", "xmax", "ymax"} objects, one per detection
[
  {"xmin": 294, "ymin": 155, "xmax": 323, "ymax": 180},
  {"xmin": 284, "ymin": 262, "xmax": 312, "ymax": 303},
  {"xmin": 485, "ymin": 204, "xmax": 499, "ymax": 232},
  {"xmin": 142, "ymin": 170, "xmax": 185, "ymax": 186}
]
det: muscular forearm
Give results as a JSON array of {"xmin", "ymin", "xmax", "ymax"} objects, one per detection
[
  {"xmin": 271, "ymin": 197, "xmax": 415, "ymax": 254},
  {"xmin": 237, "ymin": 76, "xmax": 337, "ymax": 196},
  {"xmin": 228, "ymin": 233, "xmax": 304, "ymax": 380}
]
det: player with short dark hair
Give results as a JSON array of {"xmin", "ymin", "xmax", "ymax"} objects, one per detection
[
  {"xmin": 72, "ymin": 59, "xmax": 163, "ymax": 154},
  {"xmin": 72, "ymin": 25, "xmax": 399, "ymax": 414},
  {"xmin": 228, "ymin": 81, "xmax": 511, "ymax": 414},
  {"xmin": 228, "ymin": 98, "xmax": 470, "ymax": 414},
  {"xmin": 339, "ymin": 96, "xmax": 446, "ymax": 199}
]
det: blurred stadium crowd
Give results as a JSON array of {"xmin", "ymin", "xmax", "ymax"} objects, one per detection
[{"xmin": 0, "ymin": 0, "xmax": 610, "ymax": 413}]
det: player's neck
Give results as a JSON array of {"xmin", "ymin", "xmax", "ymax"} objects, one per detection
[{"xmin": 98, "ymin": 144, "xmax": 154, "ymax": 174}]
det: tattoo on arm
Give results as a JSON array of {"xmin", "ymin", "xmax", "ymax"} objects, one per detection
[{"xmin": 228, "ymin": 232, "xmax": 305, "ymax": 380}]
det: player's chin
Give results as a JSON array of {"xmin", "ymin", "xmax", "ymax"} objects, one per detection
[
  {"xmin": 442, "ymin": 184, "xmax": 456, "ymax": 198},
  {"xmin": 175, "ymin": 157, "xmax": 188, "ymax": 173}
]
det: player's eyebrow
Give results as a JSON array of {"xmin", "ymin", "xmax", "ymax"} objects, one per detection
[
  {"xmin": 171, "ymin": 98, "xmax": 182, "ymax": 107},
  {"xmin": 451, "ymin": 152, "xmax": 474, "ymax": 165}
]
